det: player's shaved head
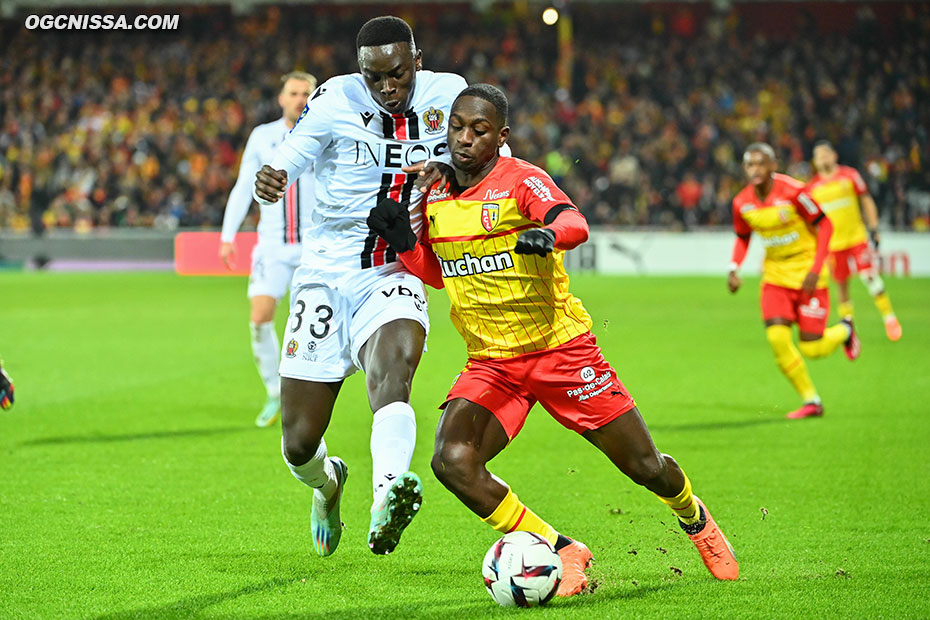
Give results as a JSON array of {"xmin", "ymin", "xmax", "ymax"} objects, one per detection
[
  {"xmin": 356, "ymin": 16, "xmax": 422, "ymax": 114},
  {"xmin": 743, "ymin": 142, "xmax": 776, "ymax": 163},
  {"xmin": 356, "ymin": 16, "xmax": 415, "ymax": 51},
  {"xmin": 454, "ymin": 84, "xmax": 509, "ymax": 129}
]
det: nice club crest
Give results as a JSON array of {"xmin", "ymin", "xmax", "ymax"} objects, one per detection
[{"xmin": 422, "ymin": 107, "xmax": 445, "ymax": 134}]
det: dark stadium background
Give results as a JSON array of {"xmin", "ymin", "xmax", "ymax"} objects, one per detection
[{"xmin": 0, "ymin": 1, "xmax": 927, "ymax": 238}]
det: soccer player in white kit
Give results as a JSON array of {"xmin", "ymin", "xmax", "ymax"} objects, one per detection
[
  {"xmin": 253, "ymin": 16, "xmax": 464, "ymax": 557},
  {"xmin": 220, "ymin": 72, "xmax": 317, "ymax": 428}
]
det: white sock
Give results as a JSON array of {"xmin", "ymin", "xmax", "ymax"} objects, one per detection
[
  {"xmin": 282, "ymin": 437, "xmax": 337, "ymax": 499},
  {"xmin": 370, "ymin": 401, "xmax": 417, "ymax": 506},
  {"xmin": 250, "ymin": 321, "xmax": 280, "ymax": 397}
]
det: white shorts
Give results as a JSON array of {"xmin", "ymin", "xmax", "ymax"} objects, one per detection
[
  {"xmin": 248, "ymin": 243, "xmax": 302, "ymax": 299},
  {"xmin": 279, "ymin": 269, "xmax": 430, "ymax": 382}
]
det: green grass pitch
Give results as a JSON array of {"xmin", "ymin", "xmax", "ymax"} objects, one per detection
[{"xmin": 1, "ymin": 271, "xmax": 928, "ymax": 619}]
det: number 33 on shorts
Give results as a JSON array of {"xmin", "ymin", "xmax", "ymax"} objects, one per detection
[
  {"xmin": 291, "ymin": 298, "xmax": 334, "ymax": 340},
  {"xmin": 279, "ymin": 285, "xmax": 350, "ymax": 381},
  {"xmin": 280, "ymin": 272, "xmax": 430, "ymax": 383}
]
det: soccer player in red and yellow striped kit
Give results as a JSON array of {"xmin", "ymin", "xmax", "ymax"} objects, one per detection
[
  {"xmin": 728, "ymin": 143, "xmax": 860, "ymax": 420},
  {"xmin": 368, "ymin": 84, "xmax": 738, "ymax": 595},
  {"xmin": 808, "ymin": 141, "xmax": 902, "ymax": 340}
]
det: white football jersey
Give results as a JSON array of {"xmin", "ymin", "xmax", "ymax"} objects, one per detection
[
  {"xmin": 222, "ymin": 117, "xmax": 315, "ymax": 247},
  {"xmin": 256, "ymin": 70, "xmax": 468, "ymax": 281}
]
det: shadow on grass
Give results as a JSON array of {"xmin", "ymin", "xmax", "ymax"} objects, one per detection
[
  {"xmin": 92, "ymin": 577, "xmax": 294, "ymax": 620},
  {"xmin": 238, "ymin": 582, "xmax": 675, "ymax": 620},
  {"xmin": 19, "ymin": 425, "xmax": 253, "ymax": 447},
  {"xmin": 650, "ymin": 414, "xmax": 786, "ymax": 434},
  {"xmin": 88, "ymin": 571, "xmax": 675, "ymax": 620}
]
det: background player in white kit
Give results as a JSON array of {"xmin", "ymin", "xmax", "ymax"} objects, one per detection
[
  {"xmin": 220, "ymin": 72, "xmax": 317, "ymax": 428},
  {"xmin": 253, "ymin": 17, "xmax": 464, "ymax": 557}
]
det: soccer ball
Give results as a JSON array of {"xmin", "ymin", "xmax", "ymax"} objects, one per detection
[{"xmin": 482, "ymin": 531, "xmax": 563, "ymax": 607}]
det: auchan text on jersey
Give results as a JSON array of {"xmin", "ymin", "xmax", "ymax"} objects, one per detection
[{"xmin": 440, "ymin": 251, "xmax": 514, "ymax": 278}]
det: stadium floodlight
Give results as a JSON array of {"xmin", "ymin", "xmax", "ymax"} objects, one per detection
[{"xmin": 542, "ymin": 7, "xmax": 559, "ymax": 25}]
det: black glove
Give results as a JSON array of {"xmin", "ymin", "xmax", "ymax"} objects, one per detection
[
  {"xmin": 367, "ymin": 198, "xmax": 417, "ymax": 253},
  {"xmin": 869, "ymin": 229, "xmax": 880, "ymax": 250},
  {"xmin": 0, "ymin": 363, "xmax": 13, "ymax": 411},
  {"xmin": 514, "ymin": 228, "xmax": 556, "ymax": 257}
]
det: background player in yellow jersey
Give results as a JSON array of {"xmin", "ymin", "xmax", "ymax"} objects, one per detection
[
  {"xmin": 808, "ymin": 141, "xmax": 902, "ymax": 340},
  {"xmin": 729, "ymin": 143, "xmax": 860, "ymax": 420},
  {"xmin": 369, "ymin": 84, "xmax": 738, "ymax": 595}
]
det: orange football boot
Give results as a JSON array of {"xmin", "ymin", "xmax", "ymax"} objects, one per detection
[
  {"xmin": 884, "ymin": 316, "xmax": 902, "ymax": 341},
  {"xmin": 685, "ymin": 497, "xmax": 739, "ymax": 580},
  {"xmin": 556, "ymin": 540, "xmax": 593, "ymax": 596}
]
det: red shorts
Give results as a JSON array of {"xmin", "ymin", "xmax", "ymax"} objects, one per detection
[
  {"xmin": 760, "ymin": 283, "xmax": 830, "ymax": 335},
  {"xmin": 442, "ymin": 332, "xmax": 636, "ymax": 440},
  {"xmin": 830, "ymin": 242, "xmax": 874, "ymax": 282}
]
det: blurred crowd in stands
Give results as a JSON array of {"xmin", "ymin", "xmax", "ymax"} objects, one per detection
[{"xmin": 1, "ymin": 2, "xmax": 928, "ymax": 234}]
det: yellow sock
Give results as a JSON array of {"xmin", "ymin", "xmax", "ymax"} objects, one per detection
[
  {"xmin": 482, "ymin": 488, "xmax": 558, "ymax": 546},
  {"xmin": 655, "ymin": 472, "xmax": 701, "ymax": 525},
  {"xmin": 798, "ymin": 324, "xmax": 848, "ymax": 359},
  {"xmin": 874, "ymin": 293, "xmax": 895, "ymax": 319},
  {"xmin": 837, "ymin": 300, "xmax": 854, "ymax": 319},
  {"xmin": 766, "ymin": 325, "xmax": 819, "ymax": 402}
]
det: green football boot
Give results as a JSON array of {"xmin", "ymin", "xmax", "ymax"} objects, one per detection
[
  {"xmin": 254, "ymin": 396, "xmax": 280, "ymax": 428},
  {"xmin": 311, "ymin": 457, "xmax": 348, "ymax": 557},
  {"xmin": 368, "ymin": 472, "xmax": 423, "ymax": 555}
]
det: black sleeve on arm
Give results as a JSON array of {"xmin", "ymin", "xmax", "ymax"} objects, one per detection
[{"xmin": 543, "ymin": 204, "xmax": 578, "ymax": 225}]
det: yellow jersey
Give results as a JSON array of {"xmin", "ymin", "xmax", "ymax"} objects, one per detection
[
  {"xmin": 806, "ymin": 165, "xmax": 869, "ymax": 251},
  {"xmin": 732, "ymin": 173, "xmax": 828, "ymax": 290},
  {"xmin": 423, "ymin": 157, "xmax": 591, "ymax": 360}
]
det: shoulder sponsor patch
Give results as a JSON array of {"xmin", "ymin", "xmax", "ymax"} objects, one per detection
[{"xmin": 523, "ymin": 176, "xmax": 554, "ymax": 203}]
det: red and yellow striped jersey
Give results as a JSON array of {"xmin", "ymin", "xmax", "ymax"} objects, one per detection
[
  {"xmin": 806, "ymin": 165, "xmax": 869, "ymax": 251},
  {"xmin": 424, "ymin": 157, "xmax": 591, "ymax": 359},
  {"xmin": 733, "ymin": 173, "xmax": 828, "ymax": 290}
]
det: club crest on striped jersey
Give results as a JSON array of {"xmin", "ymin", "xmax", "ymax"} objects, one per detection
[
  {"xmin": 422, "ymin": 107, "xmax": 445, "ymax": 134},
  {"xmin": 481, "ymin": 203, "xmax": 500, "ymax": 232}
]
